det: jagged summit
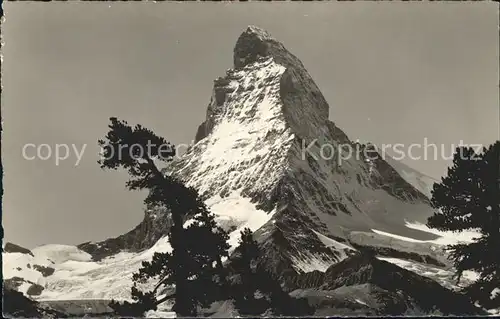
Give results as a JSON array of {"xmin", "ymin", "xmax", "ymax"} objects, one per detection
[
  {"xmin": 239, "ymin": 25, "xmax": 274, "ymax": 42},
  {"xmin": 222, "ymin": 26, "xmax": 329, "ymax": 141},
  {"xmin": 233, "ymin": 25, "xmax": 277, "ymax": 68},
  {"xmin": 245, "ymin": 25, "xmax": 273, "ymax": 38}
]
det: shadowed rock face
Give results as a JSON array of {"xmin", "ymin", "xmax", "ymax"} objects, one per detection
[
  {"xmin": 5, "ymin": 277, "xmax": 47, "ymax": 297},
  {"xmin": 3, "ymin": 288, "xmax": 65, "ymax": 318},
  {"xmin": 39, "ymin": 299, "xmax": 113, "ymax": 316},
  {"xmin": 78, "ymin": 206, "xmax": 173, "ymax": 261},
  {"xmin": 4, "ymin": 242, "xmax": 34, "ymax": 256},
  {"xmin": 287, "ymin": 253, "xmax": 485, "ymax": 316},
  {"xmin": 33, "ymin": 264, "xmax": 55, "ymax": 277}
]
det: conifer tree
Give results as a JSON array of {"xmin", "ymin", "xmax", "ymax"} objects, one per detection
[
  {"xmin": 183, "ymin": 208, "xmax": 231, "ymax": 307},
  {"xmin": 231, "ymin": 228, "xmax": 266, "ymax": 315},
  {"xmin": 427, "ymin": 141, "xmax": 500, "ymax": 309},
  {"xmin": 99, "ymin": 117, "xmax": 229, "ymax": 316},
  {"xmin": 231, "ymin": 228, "xmax": 314, "ymax": 316},
  {"xmin": 118, "ymin": 209, "xmax": 230, "ymax": 316}
]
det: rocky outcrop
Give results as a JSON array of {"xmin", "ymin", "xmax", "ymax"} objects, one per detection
[
  {"xmin": 26, "ymin": 283, "xmax": 44, "ymax": 296},
  {"xmin": 78, "ymin": 207, "xmax": 173, "ymax": 261},
  {"xmin": 4, "ymin": 276, "xmax": 46, "ymax": 297},
  {"xmin": 33, "ymin": 264, "xmax": 55, "ymax": 277},
  {"xmin": 287, "ymin": 252, "xmax": 485, "ymax": 316},
  {"xmin": 4, "ymin": 242, "xmax": 34, "ymax": 256},
  {"xmin": 39, "ymin": 299, "xmax": 114, "ymax": 317},
  {"xmin": 3, "ymin": 288, "xmax": 65, "ymax": 318},
  {"xmin": 4, "ymin": 276, "xmax": 27, "ymax": 291}
]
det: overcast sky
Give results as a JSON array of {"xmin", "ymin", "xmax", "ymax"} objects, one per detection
[{"xmin": 3, "ymin": 2, "xmax": 498, "ymax": 248}]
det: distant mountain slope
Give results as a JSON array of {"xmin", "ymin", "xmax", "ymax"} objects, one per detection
[
  {"xmin": 288, "ymin": 252, "xmax": 485, "ymax": 316},
  {"xmin": 383, "ymin": 155, "xmax": 439, "ymax": 199}
]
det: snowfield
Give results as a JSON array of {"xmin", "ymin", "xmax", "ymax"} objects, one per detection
[
  {"xmin": 377, "ymin": 257, "xmax": 480, "ymax": 291},
  {"xmin": 373, "ymin": 223, "xmax": 500, "ymax": 315},
  {"xmin": 372, "ymin": 220, "xmax": 482, "ymax": 246},
  {"xmin": 404, "ymin": 221, "xmax": 482, "ymax": 245},
  {"xmin": 3, "ymin": 192, "xmax": 276, "ymax": 302},
  {"xmin": 3, "ymin": 250, "xmax": 54, "ymax": 294},
  {"xmin": 206, "ymin": 192, "xmax": 276, "ymax": 250}
]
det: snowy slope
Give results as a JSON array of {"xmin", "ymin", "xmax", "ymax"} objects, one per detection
[
  {"xmin": 3, "ymin": 250, "xmax": 54, "ymax": 295},
  {"xmin": 4, "ymin": 242, "xmax": 169, "ymax": 300},
  {"xmin": 207, "ymin": 192, "xmax": 276, "ymax": 249},
  {"xmin": 172, "ymin": 55, "xmax": 293, "ymax": 202},
  {"xmin": 372, "ymin": 220, "xmax": 482, "ymax": 246},
  {"xmin": 3, "ymin": 192, "xmax": 275, "ymax": 301},
  {"xmin": 370, "ymin": 221, "xmax": 500, "ymax": 314}
]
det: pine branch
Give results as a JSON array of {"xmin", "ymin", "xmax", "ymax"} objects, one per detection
[{"xmin": 155, "ymin": 293, "xmax": 176, "ymax": 306}]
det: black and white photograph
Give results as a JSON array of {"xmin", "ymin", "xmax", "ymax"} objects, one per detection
[{"xmin": 2, "ymin": 2, "xmax": 499, "ymax": 317}]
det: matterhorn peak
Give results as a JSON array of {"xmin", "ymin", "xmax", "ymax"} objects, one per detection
[
  {"xmin": 243, "ymin": 25, "xmax": 274, "ymax": 40},
  {"xmin": 169, "ymin": 26, "xmax": 434, "ymax": 277},
  {"xmin": 73, "ymin": 26, "xmax": 432, "ymax": 278},
  {"xmin": 233, "ymin": 25, "xmax": 277, "ymax": 68}
]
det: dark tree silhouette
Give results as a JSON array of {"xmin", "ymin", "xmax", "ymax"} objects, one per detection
[
  {"xmin": 230, "ymin": 228, "xmax": 314, "ymax": 316},
  {"xmin": 99, "ymin": 117, "xmax": 229, "ymax": 316},
  {"xmin": 3, "ymin": 288, "xmax": 66, "ymax": 318},
  {"xmin": 427, "ymin": 141, "xmax": 500, "ymax": 309},
  {"xmin": 230, "ymin": 229, "xmax": 266, "ymax": 315},
  {"xmin": 182, "ymin": 207, "xmax": 231, "ymax": 302},
  {"xmin": 126, "ymin": 208, "xmax": 231, "ymax": 315}
]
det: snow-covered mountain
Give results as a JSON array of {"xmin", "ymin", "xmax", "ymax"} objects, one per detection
[
  {"xmin": 384, "ymin": 155, "xmax": 439, "ymax": 199},
  {"xmin": 168, "ymin": 25, "xmax": 439, "ymax": 275},
  {"xmin": 3, "ymin": 26, "xmax": 491, "ymax": 316}
]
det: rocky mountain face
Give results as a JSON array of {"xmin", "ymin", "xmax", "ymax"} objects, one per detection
[
  {"xmin": 78, "ymin": 206, "xmax": 172, "ymax": 261},
  {"xmin": 4, "ymin": 242, "xmax": 35, "ymax": 256}
]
